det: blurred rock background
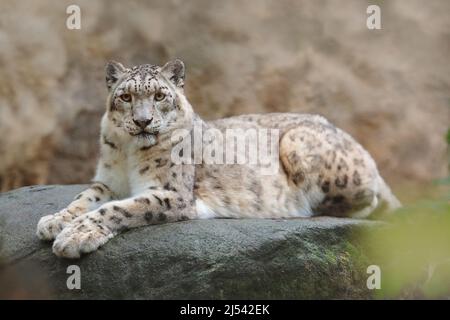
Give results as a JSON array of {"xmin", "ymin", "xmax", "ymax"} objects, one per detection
[{"xmin": 0, "ymin": 0, "xmax": 449, "ymax": 193}]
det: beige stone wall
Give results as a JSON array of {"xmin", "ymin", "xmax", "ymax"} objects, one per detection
[{"xmin": 0, "ymin": 0, "xmax": 449, "ymax": 191}]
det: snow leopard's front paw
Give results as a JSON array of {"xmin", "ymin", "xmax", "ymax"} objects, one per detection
[
  {"xmin": 36, "ymin": 214, "xmax": 68, "ymax": 241},
  {"xmin": 52, "ymin": 217, "xmax": 114, "ymax": 259}
]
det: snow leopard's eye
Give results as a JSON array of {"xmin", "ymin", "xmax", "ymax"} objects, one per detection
[
  {"xmin": 119, "ymin": 93, "xmax": 132, "ymax": 102},
  {"xmin": 154, "ymin": 92, "xmax": 166, "ymax": 102}
]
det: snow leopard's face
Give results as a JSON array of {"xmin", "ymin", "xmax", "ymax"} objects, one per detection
[{"xmin": 105, "ymin": 60, "xmax": 188, "ymax": 141}]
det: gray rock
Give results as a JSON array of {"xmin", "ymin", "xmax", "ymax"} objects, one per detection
[{"xmin": 0, "ymin": 185, "xmax": 377, "ymax": 299}]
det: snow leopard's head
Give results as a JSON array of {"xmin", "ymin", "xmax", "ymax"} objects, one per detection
[{"xmin": 104, "ymin": 59, "xmax": 192, "ymax": 143}]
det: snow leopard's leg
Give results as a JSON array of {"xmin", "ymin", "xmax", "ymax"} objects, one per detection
[
  {"xmin": 36, "ymin": 182, "xmax": 115, "ymax": 240},
  {"xmin": 52, "ymin": 188, "xmax": 195, "ymax": 258}
]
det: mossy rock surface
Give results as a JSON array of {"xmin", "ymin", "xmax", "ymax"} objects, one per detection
[{"xmin": 0, "ymin": 185, "xmax": 377, "ymax": 299}]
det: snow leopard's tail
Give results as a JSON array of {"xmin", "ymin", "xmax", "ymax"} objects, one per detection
[{"xmin": 377, "ymin": 176, "xmax": 402, "ymax": 212}]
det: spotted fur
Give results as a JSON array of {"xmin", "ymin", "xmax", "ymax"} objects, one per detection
[{"xmin": 36, "ymin": 59, "xmax": 401, "ymax": 258}]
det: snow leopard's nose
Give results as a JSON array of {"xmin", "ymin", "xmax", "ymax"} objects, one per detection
[{"xmin": 133, "ymin": 118, "xmax": 153, "ymax": 129}]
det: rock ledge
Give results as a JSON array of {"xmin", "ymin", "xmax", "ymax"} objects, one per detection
[{"xmin": 0, "ymin": 185, "xmax": 376, "ymax": 299}]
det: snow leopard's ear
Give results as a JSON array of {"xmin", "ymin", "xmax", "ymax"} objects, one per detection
[
  {"xmin": 105, "ymin": 61, "xmax": 126, "ymax": 91},
  {"xmin": 160, "ymin": 59, "xmax": 185, "ymax": 89}
]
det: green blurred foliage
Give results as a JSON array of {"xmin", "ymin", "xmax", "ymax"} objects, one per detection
[{"xmin": 365, "ymin": 193, "xmax": 450, "ymax": 298}]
